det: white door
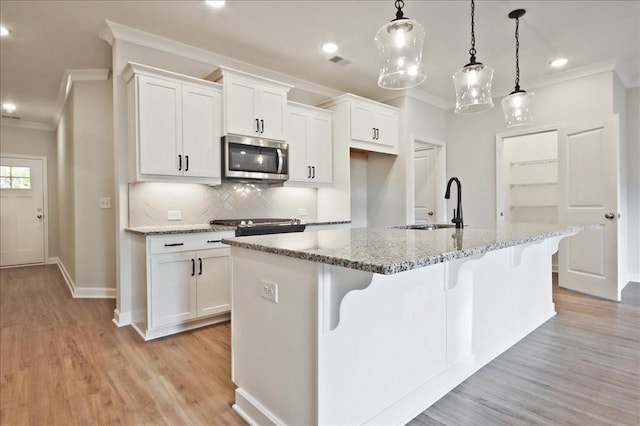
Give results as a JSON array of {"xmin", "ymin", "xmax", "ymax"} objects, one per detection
[
  {"xmin": 182, "ymin": 84, "xmax": 221, "ymax": 179},
  {"xmin": 137, "ymin": 75, "xmax": 182, "ymax": 176},
  {"xmin": 196, "ymin": 248, "xmax": 231, "ymax": 317},
  {"xmin": 0, "ymin": 157, "xmax": 45, "ymax": 266},
  {"xmin": 226, "ymin": 78, "xmax": 259, "ymax": 137},
  {"xmin": 286, "ymin": 108, "xmax": 309, "ymax": 182},
  {"xmin": 258, "ymin": 86, "xmax": 287, "ymax": 140},
  {"xmin": 308, "ymin": 114, "xmax": 332, "ymax": 184},
  {"xmin": 558, "ymin": 116, "xmax": 621, "ymax": 301},
  {"xmin": 414, "ymin": 149, "xmax": 435, "ymax": 223},
  {"xmin": 150, "ymin": 252, "xmax": 197, "ymax": 327}
]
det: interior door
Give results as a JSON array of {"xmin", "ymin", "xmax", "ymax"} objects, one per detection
[
  {"xmin": 0, "ymin": 157, "xmax": 45, "ymax": 266},
  {"xmin": 414, "ymin": 149, "xmax": 435, "ymax": 223},
  {"xmin": 558, "ymin": 116, "xmax": 621, "ymax": 301}
]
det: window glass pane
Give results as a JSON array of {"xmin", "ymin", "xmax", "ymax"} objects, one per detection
[
  {"xmin": 0, "ymin": 166, "xmax": 10, "ymax": 177},
  {"xmin": 12, "ymin": 177, "xmax": 31, "ymax": 189},
  {"xmin": 0, "ymin": 177, "xmax": 10, "ymax": 189},
  {"xmin": 11, "ymin": 167, "xmax": 30, "ymax": 178}
]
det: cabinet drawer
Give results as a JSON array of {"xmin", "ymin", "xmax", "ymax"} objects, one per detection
[{"xmin": 149, "ymin": 231, "xmax": 235, "ymax": 254}]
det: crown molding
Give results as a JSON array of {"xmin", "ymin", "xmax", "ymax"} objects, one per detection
[
  {"xmin": 100, "ymin": 20, "xmax": 342, "ymax": 100},
  {"xmin": 53, "ymin": 69, "xmax": 111, "ymax": 128},
  {"xmin": 1, "ymin": 119, "xmax": 54, "ymax": 131}
]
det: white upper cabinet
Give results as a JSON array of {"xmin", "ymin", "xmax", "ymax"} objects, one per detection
[
  {"xmin": 124, "ymin": 62, "xmax": 223, "ymax": 184},
  {"xmin": 285, "ymin": 102, "xmax": 333, "ymax": 187},
  {"xmin": 207, "ymin": 67, "xmax": 292, "ymax": 141},
  {"xmin": 319, "ymin": 93, "xmax": 400, "ymax": 155}
]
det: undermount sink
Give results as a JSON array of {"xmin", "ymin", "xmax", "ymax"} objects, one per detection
[{"xmin": 391, "ymin": 224, "xmax": 456, "ymax": 231}]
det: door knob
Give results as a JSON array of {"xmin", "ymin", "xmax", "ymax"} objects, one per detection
[
  {"xmin": 428, "ymin": 211, "xmax": 434, "ymax": 216},
  {"xmin": 604, "ymin": 212, "xmax": 615, "ymax": 219}
]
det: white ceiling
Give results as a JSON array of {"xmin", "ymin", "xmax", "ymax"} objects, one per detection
[{"xmin": 1, "ymin": 0, "xmax": 639, "ymax": 128}]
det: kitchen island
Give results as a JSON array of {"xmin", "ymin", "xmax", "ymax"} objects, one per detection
[{"xmin": 222, "ymin": 224, "xmax": 588, "ymax": 425}]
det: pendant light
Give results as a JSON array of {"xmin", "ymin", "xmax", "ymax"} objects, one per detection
[
  {"xmin": 375, "ymin": 0, "xmax": 426, "ymax": 90},
  {"xmin": 501, "ymin": 9, "xmax": 534, "ymax": 127},
  {"xmin": 452, "ymin": 0, "xmax": 494, "ymax": 114}
]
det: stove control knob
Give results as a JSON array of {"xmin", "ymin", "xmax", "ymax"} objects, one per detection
[
  {"xmin": 240, "ymin": 220, "xmax": 246, "ymax": 226},
  {"xmin": 247, "ymin": 220, "xmax": 253, "ymax": 225}
]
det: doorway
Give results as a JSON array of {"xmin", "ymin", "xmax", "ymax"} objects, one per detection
[
  {"xmin": 413, "ymin": 138, "xmax": 446, "ymax": 224},
  {"xmin": 0, "ymin": 156, "xmax": 47, "ymax": 267}
]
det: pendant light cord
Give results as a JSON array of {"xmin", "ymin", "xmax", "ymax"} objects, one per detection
[
  {"xmin": 469, "ymin": 0, "xmax": 477, "ymax": 61},
  {"xmin": 514, "ymin": 17, "xmax": 520, "ymax": 91}
]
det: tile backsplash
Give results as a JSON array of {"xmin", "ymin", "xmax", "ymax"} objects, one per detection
[{"xmin": 129, "ymin": 182, "xmax": 318, "ymax": 227}]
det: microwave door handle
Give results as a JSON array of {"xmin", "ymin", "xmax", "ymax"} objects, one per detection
[{"xmin": 276, "ymin": 149, "xmax": 284, "ymax": 174}]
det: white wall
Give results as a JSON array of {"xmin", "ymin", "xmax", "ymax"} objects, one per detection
[{"xmin": 0, "ymin": 125, "xmax": 59, "ymax": 259}]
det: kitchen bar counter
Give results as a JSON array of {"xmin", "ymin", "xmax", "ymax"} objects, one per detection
[
  {"xmin": 227, "ymin": 222, "xmax": 590, "ymax": 425},
  {"xmin": 125, "ymin": 220, "xmax": 350, "ymax": 235},
  {"xmin": 222, "ymin": 223, "xmax": 589, "ymax": 274}
]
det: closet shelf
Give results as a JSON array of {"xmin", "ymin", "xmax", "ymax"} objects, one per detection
[
  {"xmin": 510, "ymin": 182, "xmax": 558, "ymax": 188},
  {"xmin": 510, "ymin": 158, "xmax": 557, "ymax": 166},
  {"xmin": 510, "ymin": 204, "xmax": 558, "ymax": 209}
]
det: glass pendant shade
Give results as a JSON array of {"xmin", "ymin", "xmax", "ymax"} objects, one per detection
[
  {"xmin": 501, "ymin": 90, "xmax": 534, "ymax": 127},
  {"xmin": 453, "ymin": 63, "xmax": 494, "ymax": 113},
  {"xmin": 375, "ymin": 17, "xmax": 426, "ymax": 89}
]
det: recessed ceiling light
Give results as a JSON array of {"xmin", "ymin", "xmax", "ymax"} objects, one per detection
[
  {"xmin": 2, "ymin": 103, "xmax": 17, "ymax": 112},
  {"xmin": 205, "ymin": 0, "xmax": 226, "ymax": 7},
  {"xmin": 322, "ymin": 43, "xmax": 338, "ymax": 54},
  {"xmin": 0, "ymin": 25, "xmax": 10, "ymax": 37},
  {"xmin": 550, "ymin": 58, "xmax": 568, "ymax": 68}
]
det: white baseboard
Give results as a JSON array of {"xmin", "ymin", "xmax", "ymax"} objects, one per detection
[
  {"xmin": 113, "ymin": 309, "xmax": 132, "ymax": 327},
  {"xmin": 48, "ymin": 257, "xmax": 115, "ymax": 299}
]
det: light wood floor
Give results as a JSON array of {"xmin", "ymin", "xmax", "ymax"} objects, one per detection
[{"xmin": 1, "ymin": 265, "xmax": 638, "ymax": 425}]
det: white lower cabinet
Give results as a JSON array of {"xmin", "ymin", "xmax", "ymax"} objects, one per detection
[{"xmin": 130, "ymin": 230, "xmax": 234, "ymax": 340}]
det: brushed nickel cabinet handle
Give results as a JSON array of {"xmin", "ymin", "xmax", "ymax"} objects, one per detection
[{"xmin": 604, "ymin": 213, "xmax": 615, "ymax": 219}]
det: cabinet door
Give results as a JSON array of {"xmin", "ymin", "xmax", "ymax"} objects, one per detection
[
  {"xmin": 258, "ymin": 86, "xmax": 287, "ymax": 140},
  {"xmin": 350, "ymin": 102, "xmax": 374, "ymax": 143},
  {"xmin": 374, "ymin": 108, "xmax": 399, "ymax": 149},
  {"xmin": 137, "ymin": 75, "xmax": 182, "ymax": 176},
  {"xmin": 196, "ymin": 248, "xmax": 231, "ymax": 317},
  {"xmin": 182, "ymin": 85, "xmax": 222, "ymax": 179},
  {"xmin": 150, "ymin": 251, "xmax": 197, "ymax": 328},
  {"xmin": 226, "ymin": 78, "xmax": 259, "ymax": 137},
  {"xmin": 286, "ymin": 108, "xmax": 310, "ymax": 183},
  {"xmin": 308, "ymin": 114, "xmax": 332, "ymax": 184}
]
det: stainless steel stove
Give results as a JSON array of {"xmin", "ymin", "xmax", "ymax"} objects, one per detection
[{"xmin": 210, "ymin": 218, "xmax": 305, "ymax": 237}]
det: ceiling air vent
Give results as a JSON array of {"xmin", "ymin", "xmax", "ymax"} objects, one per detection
[{"xmin": 328, "ymin": 55, "xmax": 352, "ymax": 66}]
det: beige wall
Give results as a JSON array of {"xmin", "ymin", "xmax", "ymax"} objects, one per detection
[
  {"xmin": 0, "ymin": 124, "xmax": 59, "ymax": 259},
  {"xmin": 57, "ymin": 89, "xmax": 76, "ymax": 281},
  {"xmin": 55, "ymin": 80, "xmax": 115, "ymax": 291},
  {"xmin": 73, "ymin": 80, "xmax": 116, "ymax": 289},
  {"xmin": 626, "ymin": 87, "xmax": 640, "ymax": 282},
  {"xmin": 446, "ymin": 71, "xmax": 616, "ymax": 229}
]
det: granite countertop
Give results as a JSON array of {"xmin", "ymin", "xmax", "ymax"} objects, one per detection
[
  {"xmin": 125, "ymin": 220, "xmax": 351, "ymax": 235},
  {"xmin": 125, "ymin": 224, "xmax": 236, "ymax": 235},
  {"xmin": 222, "ymin": 223, "xmax": 593, "ymax": 275}
]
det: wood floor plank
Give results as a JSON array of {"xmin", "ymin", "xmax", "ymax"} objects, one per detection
[{"xmin": 1, "ymin": 264, "xmax": 638, "ymax": 425}]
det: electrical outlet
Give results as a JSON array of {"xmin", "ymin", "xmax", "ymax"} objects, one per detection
[
  {"xmin": 260, "ymin": 280, "xmax": 278, "ymax": 303},
  {"xmin": 99, "ymin": 197, "xmax": 111, "ymax": 209},
  {"xmin": 298, "ymin": 208, "xmax": 307, "ymax": 216},
  {"xmin": 168, "ymin": 211, "xmax": 182, "ymax": 221}
]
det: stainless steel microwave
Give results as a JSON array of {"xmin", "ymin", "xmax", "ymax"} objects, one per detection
[{"xmin": 222, "ymin": 134, "xmax": 288, "ymax": 182}]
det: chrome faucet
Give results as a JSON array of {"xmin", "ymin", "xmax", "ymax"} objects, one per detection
[{"xmin": 444, "ymin": 177, "xmax": 463, "ymax": 229}]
